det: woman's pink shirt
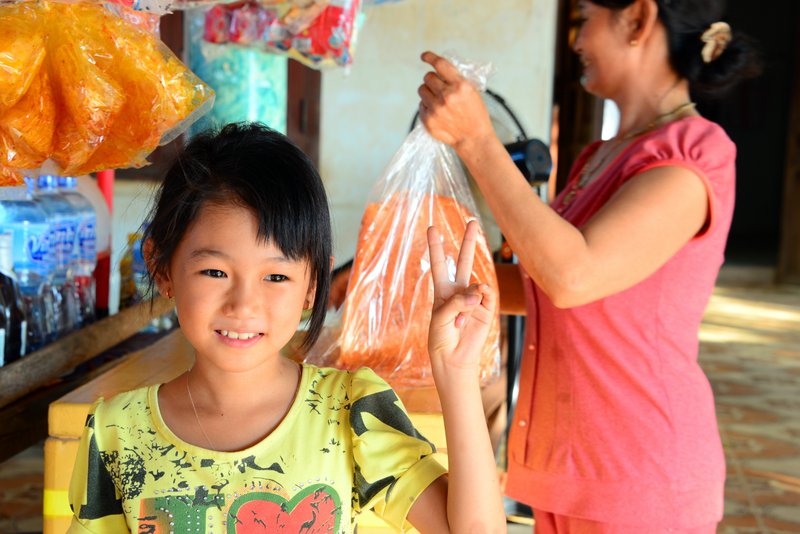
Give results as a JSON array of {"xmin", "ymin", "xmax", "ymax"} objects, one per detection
[{"xmin": 506, "ymin": 116, "xmax": 735, "ymax": 528}]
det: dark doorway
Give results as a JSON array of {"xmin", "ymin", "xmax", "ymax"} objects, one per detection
[{"xmin": 695, "ymin": 1, "xmax": 800, "ymax": 266}]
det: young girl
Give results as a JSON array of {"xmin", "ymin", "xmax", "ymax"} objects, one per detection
[{"xmin": 68, "ymin": 122, "xmax": 505, "ymax": 533}]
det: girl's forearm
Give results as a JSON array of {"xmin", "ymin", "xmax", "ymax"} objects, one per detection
[{"xmin": 437, "ymin": 374, "xmax": 506, "ymax": 533}]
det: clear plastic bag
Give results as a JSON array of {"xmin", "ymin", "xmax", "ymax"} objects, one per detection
[
  {"xmin": 0, "ymin": 0, "xmax": 214, "ymax": 180},
  {"xmin": 307, "ymin": 56, "xmax": 501, "ymax": 387}
]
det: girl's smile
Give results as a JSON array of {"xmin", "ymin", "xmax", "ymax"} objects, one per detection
[{"xmin": 215, "ymin": 329, "xmax": 264, "ymax": 347}]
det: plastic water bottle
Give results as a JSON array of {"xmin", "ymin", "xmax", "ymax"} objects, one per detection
[
  {"xmin": 34, "ymin": 175, "xmax": 80, "ymax": 335},
  {"xmin": 0, "ymin": 232, "xmax": 27, "ymax": 364},
  {"xmin": 0, "ymin": 185, "xmax": 52, "ymax": 351},
  {"xmin": 58, "ymin": 176, "xmax": 97, "ymax": 325}
]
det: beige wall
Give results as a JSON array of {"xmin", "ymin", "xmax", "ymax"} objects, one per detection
[
  {"xmin": 109, "ymin": 0, "xmax": 558, "ymax": 305},
  {"xmin": 320, "ymin": 0, "xmax": 558, "ymax": 263}
]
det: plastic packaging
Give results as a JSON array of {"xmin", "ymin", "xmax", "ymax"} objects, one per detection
[
  {"xmin": 0, "ymin": 2, "xmax": 45, "ymax": 115},
  {"xmin": 119, "ymin": 231, "xmax": 149, "ymax": 309},
  {"xmin": 0, "ymin": 0, "xmax": 214, "ymax": 179},
  {"xmin": 59, "ymin": 176, "xmax": 97, "ymax": 325},
  {"xmin": 307, "ymin": 57, "xmax": 501, "ymax": 387},
  {"xmin": 202, "ymin": 0, "xmax": 362, "ymax": 69},
  {"xmin": 75, "ymin": 174, "xmax": 110, "ymax": 316},
  {"xmin": 0, "ymin": 185, "xmax": 53, "ymax": 351},
  {"xmin": 34, "ymin": 176, "xmax": 80, "ymax": 335},
  {"xmin": 0, "ymin": 232, "xmax": 27, "ymax": 364}
]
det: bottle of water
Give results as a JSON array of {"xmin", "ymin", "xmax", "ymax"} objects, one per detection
[
  {"xmin": 0, "ymin": 232, "xmax": 27, "ymax": 364},
  {"xmin": 34, "ymin": 175, "xmax": 80, "ymax": 335},
  {"xmin": 58, "ymin": 176, "xmax": 97, "ymax": 325},
  {"xmin": 0, "ymin": 185, "xmax": 51, "ymax": 351}
]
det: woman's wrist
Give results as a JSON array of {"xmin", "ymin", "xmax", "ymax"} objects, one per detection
[
  {"xmin": 453, "ymin": 130, "xmax": 497, "ymax": 159},
  {"xmin": 453, "ymin": 131, "xmax": 503, "ymax": 167}
]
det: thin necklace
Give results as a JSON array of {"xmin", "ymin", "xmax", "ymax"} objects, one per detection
[
  {"xmin": 560, "ymin": 101, "xmax": 696, "ymax": 207},
  {"xmin": 186, "ymin": 369, "xmax": 217, "ymax": 450}
]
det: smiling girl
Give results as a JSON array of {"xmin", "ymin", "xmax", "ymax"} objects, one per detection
[{"xmin": 67, "ymin": 123, "xmax": 505, "ymax": 533}]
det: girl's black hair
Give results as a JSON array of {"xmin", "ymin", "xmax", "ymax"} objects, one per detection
[
  {"xmin": 144, "ymin": 122, "xmax": 332, "ymax": 351},
  {"xmin": 590, "ymin": 0, "xmax": 762, "ymax": 97}
]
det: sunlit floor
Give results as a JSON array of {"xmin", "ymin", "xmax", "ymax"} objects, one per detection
[{"xmin": 1, "ymin": 266, "xmax": 798, "ymax": 534}]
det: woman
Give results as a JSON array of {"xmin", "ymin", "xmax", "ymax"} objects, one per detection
[{"xmin": 418, "ymin": 0, "xmax": 760, "ymax": 532}]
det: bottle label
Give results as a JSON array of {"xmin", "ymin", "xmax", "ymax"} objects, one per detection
[
  {"xmin": 77, "ymin": 218, "xmax": 97, "ymax": 262},
  {"xmin": 0, "ymin": 221, "xmax": 52, "ymax": 277},
  {"xmin": 48, "ymin": 219, "xmax": 79, "ymax": 269}
]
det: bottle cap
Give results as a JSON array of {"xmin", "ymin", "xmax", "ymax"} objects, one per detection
[
  {"xmin": 57, "ymin": 176, "xmax": 78, "ymax": 189},
  {"xmin": 37, "ymin": 175, "xmax": 59, "ymax": 190}
]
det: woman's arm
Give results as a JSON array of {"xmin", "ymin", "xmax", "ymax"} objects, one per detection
[
  {"xmin": 419, "ymin": 52, "xmax": 708, "ymax": 308},
  {"xmin": 406, "ymin": 221, "xmax": 506, "ymax": 533}
]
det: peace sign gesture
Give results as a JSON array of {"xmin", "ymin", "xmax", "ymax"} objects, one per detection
[{"xmin": 426, "ymin": 220, "xmax": 496, "ymax": 380}]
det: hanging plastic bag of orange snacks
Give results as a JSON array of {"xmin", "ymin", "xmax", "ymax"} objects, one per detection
[
  {"xmin": 307, "ymin": 56, "xmax": 501, "ymax": 388},
  {"xmin": 0, "ymin": 0, "xmax": 214, "ymax": 185}
]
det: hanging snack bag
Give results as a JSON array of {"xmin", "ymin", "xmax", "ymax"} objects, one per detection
[
  {"xmin": 288, "ymin": 0, "xmax": 359, "ymax": 67},
  {"xmin": 321, "ymin": 57, "xmax": 501, "ymax": 387},
  {"xmin": 0, "ymin": 0, "xmax": 214, "ymax": 181}
]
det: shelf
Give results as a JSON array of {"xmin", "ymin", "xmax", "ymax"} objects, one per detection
[{"xmin": 0, "ymin": 296, "xmax": 174, "ymax": 410}]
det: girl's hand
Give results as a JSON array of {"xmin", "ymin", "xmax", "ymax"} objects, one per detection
[
  {"xmin": 418, "ymin": 51, "xmax": 496, "ymax": 152},
  {"xmin": 426, "ymin": 220, "xmax": 496, "ymax": 377}
]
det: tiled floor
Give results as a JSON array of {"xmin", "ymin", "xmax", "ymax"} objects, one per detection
[
  {"xmin": 1, "ymin": 267, "xmax": 798, "ymax": 533},
  {"xmin": 699, "ymin": 275, "xmax": 800, "ymax": 533},
  {"xmin": 0, "ymin": 440, "xmax": 44, "ymax": 534}
]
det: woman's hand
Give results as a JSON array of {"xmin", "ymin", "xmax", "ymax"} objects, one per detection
[
  {"xmin": 426, "ymin": 220, "xmax": 496, "ymax": 379},
  {"xmin": 418, "ymin": 51, "xmax": 496, "ymax": 152}
]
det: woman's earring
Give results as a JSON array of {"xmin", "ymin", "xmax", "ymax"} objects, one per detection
[
  {"xmin": 629, "ymin": 39, "xmax": 638, "ymax": 47},
  {"xmin": 165, "ymin": 288, "xmax": 172, "ymax": 299}
]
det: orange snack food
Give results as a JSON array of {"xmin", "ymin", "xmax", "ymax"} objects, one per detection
[
  {"xmin": 0, "ymin": 165, "xmax": 24, "ymax": 187},
  {"xmin": 338, "ymin": 191, "xmax": 500, "ymax": 387},
  {"xmin": 0, "ymin": 66, "xmax": 56, "ymax": 170},
  {"xmin": 57, "ymin": 2, "xmax": 206, "ymax": 174},
  {"xmin": 0, "ymin": 3, "xmax": 45, "ymax": 114},
  {"xmin": 0, "ymin": 0, "xmax": 213, "ymax": 177}
]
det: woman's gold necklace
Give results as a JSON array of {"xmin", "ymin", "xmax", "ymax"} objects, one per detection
[
  {"xmin": 559, "ymin": 101, "xmax": 696, "ymax": 208},
  {"xmin": 186, "ymin": 369, "xmax": 217, "ymax": 450}
]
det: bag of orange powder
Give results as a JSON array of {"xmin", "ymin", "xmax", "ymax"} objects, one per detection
[{"xmin": 309, "ymin": 57, "xmax": 500, "ymax": 388}]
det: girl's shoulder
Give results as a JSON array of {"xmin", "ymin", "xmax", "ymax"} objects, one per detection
[
  {"xmin": 301, "ymin": 364, "xmax": 394, "ymax": 400},
  {"xmin": 88, "ymin": 384, "xmax": 158, "ymax": 430}
]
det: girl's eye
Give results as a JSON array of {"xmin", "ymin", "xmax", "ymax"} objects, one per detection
[
  {"xmin": 264, "ymin": 274, "xmax": 288, "ymax": 282},
  {"xmin": 201, "ymin": 269, "xmax": 227, "ymax": 278}
]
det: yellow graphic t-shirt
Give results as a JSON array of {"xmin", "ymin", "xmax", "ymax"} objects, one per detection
[{"xmin": 68, "ymin": 365, "xmax": 447, "ymax": 533}]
